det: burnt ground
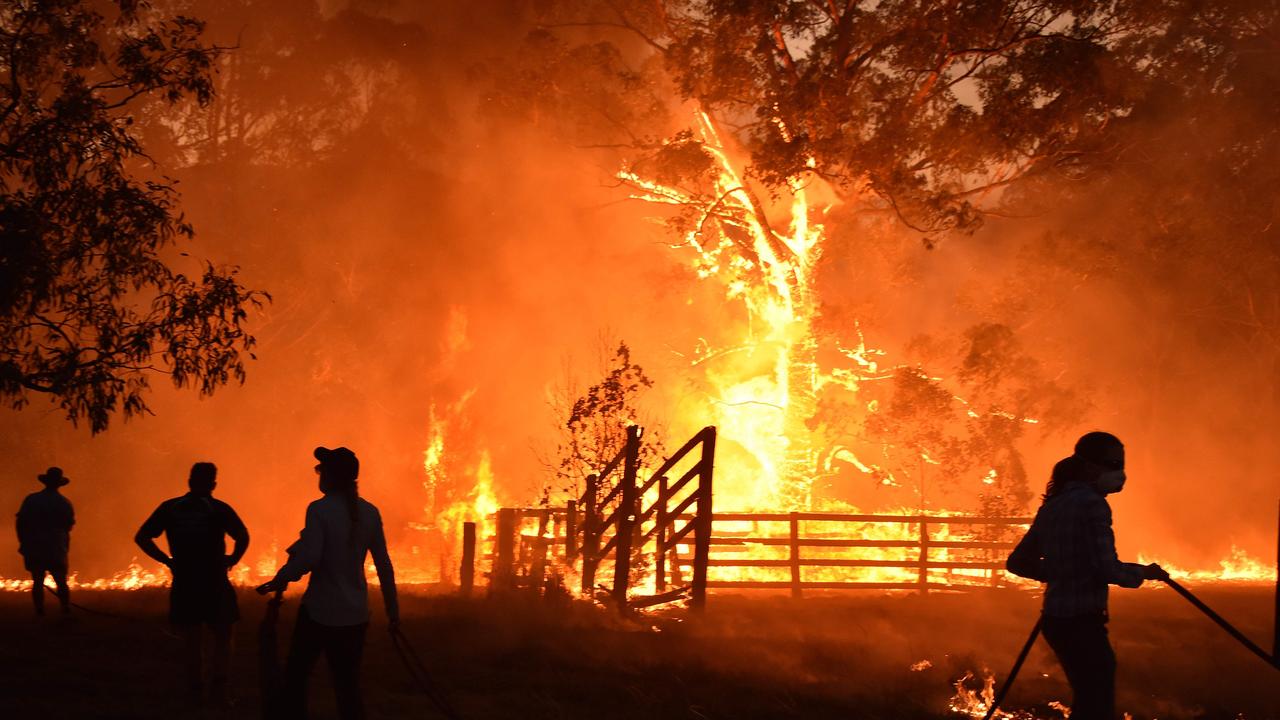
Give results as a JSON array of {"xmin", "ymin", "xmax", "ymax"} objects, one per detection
[{"xmin": 0, "ymin": 585, "xmax": 1275, "ymax": 719}]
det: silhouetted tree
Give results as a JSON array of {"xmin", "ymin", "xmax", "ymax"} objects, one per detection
[
  {"xmin": 549, "ymin": 342, "xmax": 658, "ymax": 498},
  {"xmin": 0, "ymin": 1, "xmax": 268, "ymax": 432},
  {"xmin": 501, "ymin": 1, "xmax": 1234, "ymax": 237}
]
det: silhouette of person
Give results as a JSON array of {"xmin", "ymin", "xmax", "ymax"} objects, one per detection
[
  {"xmin": 256, "ymin": 446, "xmax": 399, "ymax": 720},
  {"xmin": 135, "ymin": 462, "xmax": 249, "ymax": 706},
  {"xmin": 16, "ymin": 467, "xmax": 75, "ymax": 616},
  {"xmin": 1006, "ymin": 431, "xmax": 1168, "ymax": 720}
]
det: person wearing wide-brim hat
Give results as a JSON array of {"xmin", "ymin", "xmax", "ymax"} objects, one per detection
[{"xmin": 16, "ymin": 467, "xmax": 76, "ymax": 616}]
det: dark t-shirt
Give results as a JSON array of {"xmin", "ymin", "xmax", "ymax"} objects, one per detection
[
  {"xmin": 138, "ymin": 493, "xmax": 247, "ymax": 575},
  {"xmin": 16, "ymin": 489, "xmax": 75, "ymax": 567}
]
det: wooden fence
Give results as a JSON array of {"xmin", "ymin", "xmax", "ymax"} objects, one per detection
[
  {"xmin": 464, "ymin": 423, "xmax": 1033, "ymax": 603},
  {"xmin": 475, "ymin": 506, "xmax": 1031, "ymax": 600},
  {"xmin": 681, "ymin": 511, "xmax": 1031, "ymax": 596}
]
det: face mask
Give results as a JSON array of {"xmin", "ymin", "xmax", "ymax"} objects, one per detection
[{"xmin": 1096, "ymin": 469, "xmax": 1126, "ymax": 494}]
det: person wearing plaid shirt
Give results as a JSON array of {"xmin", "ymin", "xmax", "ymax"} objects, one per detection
[{"xmin": 1007, "ymin": 431, "xmax": 1167, "ymax": 720}]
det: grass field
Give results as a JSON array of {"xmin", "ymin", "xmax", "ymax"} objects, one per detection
[{"xmin": 0, "ymin": 584, "xmax": 1275, "ymax": 719}]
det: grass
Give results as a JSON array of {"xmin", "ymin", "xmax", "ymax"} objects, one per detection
[{"xmin": 0, "ymin": 584, "xmax": 1275, "ymax": 719}]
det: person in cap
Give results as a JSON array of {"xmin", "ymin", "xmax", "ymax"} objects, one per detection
[
  {"xmin": 1006, "ymin": 431, "xmax": 1168, "ymax": 720},
  {"xmin": 15, "ymin": 467, "xmax": 75, "ymax": 616},
  {"xmin": 135, "ymin": 462, "xmax": 250, "ymax": 706},
  {"xmin": 256, "ymin": 446, "xmax": 399, "ymax": 720}
]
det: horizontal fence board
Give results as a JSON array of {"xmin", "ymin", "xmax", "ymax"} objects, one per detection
[
  {"xmin": 711, "ymin": 512, "xmax": 1031, "ymax": 524},
  {"xmin": 705, "ymin": 580, "xmax": 959, "ymax": 590},
  {"xmin": 685, "ymin": 559, "xmax": 1008, "ymax": 570},
  {"xmin": 927, "ymin": 541, "xmax": 1017, "ymax": 550},
  {"xmin": 703, "ymin": 537, "xmax": 1016, "ymax": 549}
]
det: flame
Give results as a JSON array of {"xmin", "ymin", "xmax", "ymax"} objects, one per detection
[
  {"xmin": 619, "ymin": 109, "xmax": 837, "ymax": 510},
  {"xmin": 948, "ymin": 670, "xmax": 1073, "ymax": 719},
  {"xmin": 0, "ymin": 560, "xmax": 170, "ymax": 591},
  {"xmin": 413, "ymin": 395, "xmax": 501, "ymax": 583},
  {"xmin": 1138, "ymin": 545, "xmax": 1276, "ymax": 583}
]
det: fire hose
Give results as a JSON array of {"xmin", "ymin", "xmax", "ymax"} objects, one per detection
[
  {"xmin": 1161, "ymin": 577, "xmax": 1277, "ymax": 669},
  {"xmin": 389, "ymin": 626, "xmax": 463, "ymax": 720},
  {"xmin": 41, "ymin": 581, "xmax": 159, "ymax": 625},
  {"xmin": 982, "ymin": 577, "xmax": 1277, "ymax": 720}
]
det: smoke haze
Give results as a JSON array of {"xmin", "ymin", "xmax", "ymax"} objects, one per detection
[{"xmin": 2, "ymin": 0, "xmax": 1275, "ymax": 580}]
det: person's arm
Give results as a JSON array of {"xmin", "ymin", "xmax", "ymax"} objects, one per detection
[
  {"xmin": 224, "ymin": 505, "xmax": 250, "ymax": 568},
  {"xmin": 1006, "ymin": 513, "xmax": 1048, "ymax": 582},
  {"xmin": 369, "ymin": 507, "xmax": 399, "ymax": 628},
  {"xmin": 134, "ymin": 505, "xmax": 173, "ymax": 568},
  {"xmin": 257, "ymin": 503, "xmax": 323, "ymax": 594},
  {"xmin": 1087, "ymin": 497, "xmax": 1145, "ymax": 588},
  {"xmin": 16, "ymin": 498, "xmax": 30, "ymax": 551}
]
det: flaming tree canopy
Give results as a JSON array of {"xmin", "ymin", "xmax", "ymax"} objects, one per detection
[{"xmin": 489, "ymin": 0, "xmax": 1280, "ymax": 513}]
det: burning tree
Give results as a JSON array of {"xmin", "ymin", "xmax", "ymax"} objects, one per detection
[{"xmin": 493, "ymin": 0, "xmax": 1168, "ymax": 510}]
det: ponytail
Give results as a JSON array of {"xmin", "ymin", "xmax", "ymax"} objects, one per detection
[
  {"xmin": 1044, "ymin": 455, "xmax": 1090, "ymax": 498},
  {"xmin": 341, "ymin": 479, "xmax": 359, "ymax": 527}
]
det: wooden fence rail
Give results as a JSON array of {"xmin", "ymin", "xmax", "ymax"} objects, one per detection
[
  {"xmin": 661, "ymin": 511, "xmax": 1031, "ymax": 597},
  {"xmin": 478, "ymin": 505, "xmax": 1032, "ymax": 600}
]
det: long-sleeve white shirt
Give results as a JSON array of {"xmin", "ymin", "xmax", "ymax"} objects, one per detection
[{"xmin": 276, "ymin": 494, "xmax": 398, "ymax": 627}]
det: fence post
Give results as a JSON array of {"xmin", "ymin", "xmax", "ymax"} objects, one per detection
[
  {"xmin": 581, "ymin": 475, "xmax": 599, "ymax": 595},
  {"xmin": 460, "ymin": 521, "xmax": 476, "ymax": 597},
  {"xmin": 691, "ymin": 427, "xmax": 716, "ymax": 612},
  {"xmin": 917, "ymin": 519, "xmax": 930, "ymax": 594},
  {"xmin": 656, "ymin": 475, "xmax": 668, "ymax": 592},
  {"xmin": 789, "ymin": 511, "xmax": 802, "ymax": 599},
  {"xmin": 990, "ymin": 539, "xmax": 1001, "ymax": 588},
  {"xmin": 565, "ymin": 499, "xmax": 578, "ymax": 560},
  {"xmin": 494, "ymin": 508, "xmax": 517, "ymax": 592},
  {"xmin": 612, "ymin": 425, "xmax": 642, "ymax": 608},
  {"xmin": 530, "ymin": 536, "xmax": 548, "ymax": 595}
]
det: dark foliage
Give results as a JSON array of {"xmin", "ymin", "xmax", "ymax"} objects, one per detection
[
  {"xmin": 0, "ymin": 0, "xmax": 268, "ymax": 432},
  {"xmin": 552, "ymin": 342, "xmax": 657, "ymax": 497}
]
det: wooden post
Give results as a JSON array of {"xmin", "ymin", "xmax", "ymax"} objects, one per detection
[
  {"xmin": 531, "ymin": 536, "xmax": 549, "ymax": 595},
  {"xmin": 656, "ymin": 476, "xmax": 668, "ymax": 592},
  {"xmin": 460, "ymin": 521, "xmax": 476, "ymax": 597},
  {"xmin": 566, "ymin": 500, "xmax": 578, "ymax": 560},
  {"xmin": 611, "ymin": 425, "xmax": 642, "ymax": 608},
  {"xmin": 494, "ymin": 509, "xmax": 517, "ymax": 592},
  {"xmin": 790, "ymin": 511, "xmax": 802, "ymax": 599},
  {"xmin": 581, "ymin": 475, "xmax": 599, "ymax": 595},
  {"xmin": 917, "ymin": 519, "xmax": 930, "ymax": 594},
  {"xmin": 691, "ymin": 427, "xmax": 716, "ymax": 613},
  {"xmin": 528, "ymin": 511, "xmax": 549, "ymax": 594}
]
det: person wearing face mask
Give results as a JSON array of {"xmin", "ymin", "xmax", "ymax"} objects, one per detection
[
  {"xmin": 256, "ymin": 447, "xmax": 399, "ymax": 720},
  {"xmin": 1006, "ymin": 431, "xmax": 1168, "ymax": 720}
]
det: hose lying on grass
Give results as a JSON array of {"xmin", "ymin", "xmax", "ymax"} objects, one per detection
[
  {"xmin": 982, "ymin": 577, "xmax": 1277, "ymax": 719},
  {"xmin": 390, "ymin": 625, "xmax": 463, "ymax": 720},
  {"xmin": 41, "ymin": 581, "xmax": 161, "ymax": 626}
]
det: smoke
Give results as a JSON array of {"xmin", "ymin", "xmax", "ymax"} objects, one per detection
[{"xmin": 1, "ymin": 0, "xmax": 1275, "ymax": 580}]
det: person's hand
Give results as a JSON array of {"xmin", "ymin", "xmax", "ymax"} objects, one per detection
[
  {"xmin": 1142, "ymin": 563, "xmax": 1169, "ymax": 581},
  {"xmin": 224, "ymin": 555, "xmax": 237, "ymax": 569},
  {"xmin": 255, "ymin": 578, "xmax": 286, "ymax": 596}
]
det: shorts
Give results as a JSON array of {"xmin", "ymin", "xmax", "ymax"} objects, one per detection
[
  {"xmin": 22, "ymin": 551, "xmax": 68, "ymax": 575},
  {"xmin": 170, "ymin": 570, "xmax": 240, "ymax": 626}
]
